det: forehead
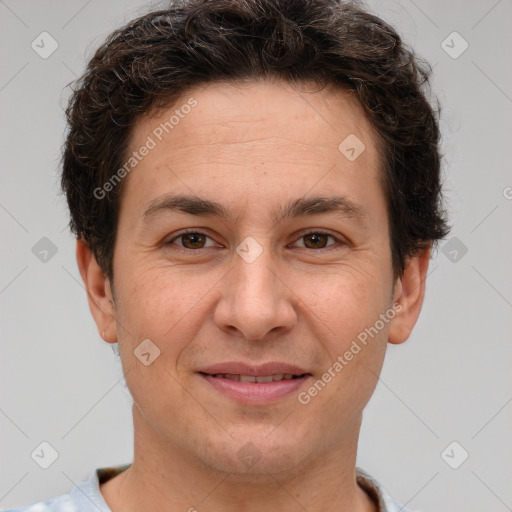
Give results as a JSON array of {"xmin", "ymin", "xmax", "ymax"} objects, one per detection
[
  {"xmin": 120, "ymin": 79, "xmax": 383, "ymax": 220},
  {"xmin": 135, "ymin": 79, "xmax": 377, "ymax": 154}
]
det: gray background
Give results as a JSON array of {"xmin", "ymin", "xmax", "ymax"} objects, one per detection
[{"xmin": 1, "ymin": 1, "xmax": 511, "ymax": 510}]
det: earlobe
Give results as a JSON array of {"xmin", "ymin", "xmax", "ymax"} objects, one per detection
[
  {"xmin": 76, "ymin": 239, "xmax": 118, "ymax": 344},
  {"xmin": 388, "ymin": 247, "xmax": 431, "ymax": 345}
]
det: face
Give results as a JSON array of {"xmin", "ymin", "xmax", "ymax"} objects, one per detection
[{"xmin": 81, "ymin": 79, "xmax": 424, "ymax": 476}]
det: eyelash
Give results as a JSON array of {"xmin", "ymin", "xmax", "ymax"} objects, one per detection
[{"xmin": 165, "ymin": 229, "xmax": 346, "ymax": 252}]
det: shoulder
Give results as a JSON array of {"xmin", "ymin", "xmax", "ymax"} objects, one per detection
[
  {"xmin": 3, "ymin": 465, "xmax": 130, "ymax": 512},
  {"xmin": 4, "ymin": 492, "xmax": 76, "ymax": 512},
  {"xmin": 356, "ymin": 467, "xmax": 418, "ymax": 512}
]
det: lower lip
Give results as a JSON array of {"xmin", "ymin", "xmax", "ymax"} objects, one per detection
[{"xmin": 200, "ymin": 374, "xmax": 311, "ymax": 404}]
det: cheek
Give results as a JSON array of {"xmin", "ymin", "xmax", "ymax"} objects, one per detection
[
  {"xmin": 117, "ymin": 261, "xmax": 189, "ymax": 326},
  {"xmin": 113, "ymin": 262, "xmax": 221, "ymax": 368},
  {"xmin": 299, "ymin": 263, "xmax": 391, "ymax": 398},
  {"xmin": 304, "ymin": 260, "xmax": 390, "ymax": 340},
  {"xmin": 112, "ymin": 267, "xmax": 200, "ymax": 418}
]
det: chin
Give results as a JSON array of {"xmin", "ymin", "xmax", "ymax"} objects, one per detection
[{"xmin": 196, "ymin": 431, "xmax": 310, "ymax": 476}]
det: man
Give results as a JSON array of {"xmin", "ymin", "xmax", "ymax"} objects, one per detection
[{"xmin": 8, "ymin": 0, "xmax": 449, "ymax": 510}]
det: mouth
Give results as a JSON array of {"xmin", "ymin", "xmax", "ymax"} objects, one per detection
[
  {"xmin": 197, "ymin": 363, "xmax": 312, "ymax": 403},
  {"xmin": 201, "ymin": 372, "xmax": 307, "ymax": 383}
]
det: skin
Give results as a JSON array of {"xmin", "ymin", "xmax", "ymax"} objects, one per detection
[{"xmin": 77, "ymin": 79, "xmax": 430, "ymax": 512}]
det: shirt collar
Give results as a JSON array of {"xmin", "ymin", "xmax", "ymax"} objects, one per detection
[{"xmin": 76, "ymin": 463, "xmax": 408, "ymax": 512}]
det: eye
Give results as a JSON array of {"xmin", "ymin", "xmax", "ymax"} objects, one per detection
[
  {"xmin": 166, "ymin": 230, "xmax": 217, "ymax": 250},
  {"xmin": 165, "ymin": 230, "xmax": 345, "ymax": 252},
  {"xmin": 291, "ymin": 231, "xmax": 343, "ymax": 250}
]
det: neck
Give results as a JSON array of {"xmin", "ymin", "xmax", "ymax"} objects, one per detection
[{"xmin": 101, "ymin": 406, "xmax": 377, "ymax": 512}]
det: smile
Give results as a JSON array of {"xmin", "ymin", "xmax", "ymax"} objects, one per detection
[
  {"xmin": 209, "ymin": 373, "xmax": 303, "ymax": 382},
  {"xmin": 198, "ymin": 370, "xmax": 312, "ymax": 404}
]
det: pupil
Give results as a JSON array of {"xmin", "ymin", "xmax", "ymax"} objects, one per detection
[
  {"xmin": 184, "ymin": 233, "xmax": 204, "ymax": 248},
  {"xmin": 306, "ymin": 233, "xmax": 327, "ymax": 248}
]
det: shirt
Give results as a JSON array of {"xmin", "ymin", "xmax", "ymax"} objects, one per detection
[{"xmin": 5, "ymin": 464, "xmax": 414, "ymax": 512}]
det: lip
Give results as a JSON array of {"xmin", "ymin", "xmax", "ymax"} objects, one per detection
[
  {"xmin": 197, "ymin": 362, "xmax": 312, "ymax": 404},
  {"xmin": 199, "ymin": 362, "xmax": 309, "ymax": 376}
]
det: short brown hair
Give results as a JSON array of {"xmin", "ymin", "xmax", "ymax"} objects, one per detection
[{"xmin": 61, "ymin": 0, "xmax": 450, "ymax": 281}]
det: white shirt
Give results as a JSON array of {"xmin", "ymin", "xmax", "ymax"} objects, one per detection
[{"xmin": 6, "ymin": 464, "xmax": 415, "ymax": 511}]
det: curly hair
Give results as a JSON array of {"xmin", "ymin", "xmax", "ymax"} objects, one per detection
[{"xmin": 61, "ymin": 0, "xmax": 450, "ymax": 281}]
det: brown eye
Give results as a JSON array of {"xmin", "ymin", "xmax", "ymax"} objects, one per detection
[
  {"xmin": 167, "ymin": 231, "xmax": 216, "ymax": 250},
  {"xmin": 290, "ymin": 231, "xmax": 347, "ymax": 251},
  {"xmin": 302, "ymin": 233, "xmax": 330, "ymax": 249},
  {"xmin": 181, "ymin": 232, "xmax": 207, "ymax": 249}
]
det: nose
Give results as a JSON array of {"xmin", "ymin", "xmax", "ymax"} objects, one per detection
[{"xmin": 213, "ymin": 245, "xmax": 297, "ymax": 341}]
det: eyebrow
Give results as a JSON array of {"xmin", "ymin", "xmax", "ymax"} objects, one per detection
[{"xmin": 142, "ymin": 193, "xmax": 367, "ymax": 225}]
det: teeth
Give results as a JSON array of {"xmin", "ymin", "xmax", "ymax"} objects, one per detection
[
  {"xmin": 212, "ymin": 373, "xmax": 300, "ymax": 382},
  {"xmin": 224, "ymin": 374, "xmax": 242, "ymax": 381},
  {"xmin": 256, "ymin": 375, "xmax": 274, "ymax": 383}
]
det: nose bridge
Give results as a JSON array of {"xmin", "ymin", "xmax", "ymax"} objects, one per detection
[
  {"xmin": 235, "ymin": 241, "xmax": 277, "ymax": 305},
  {"xmin": 214, "ymin": 236, "xmax": 296, "ymax": 340}
]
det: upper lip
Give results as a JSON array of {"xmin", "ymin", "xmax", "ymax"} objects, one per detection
[{"xmin": 198, "ymin": 362, "xmax": 310, "ymax": 376}]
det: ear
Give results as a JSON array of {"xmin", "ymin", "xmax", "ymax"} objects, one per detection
[
  {"xmin": 76, "ymin": 239, "xmax": 118, "ymax": 344},
  {"xmin": 388, "ymin": 247, "xmax": 431, "ymax": 345}
]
